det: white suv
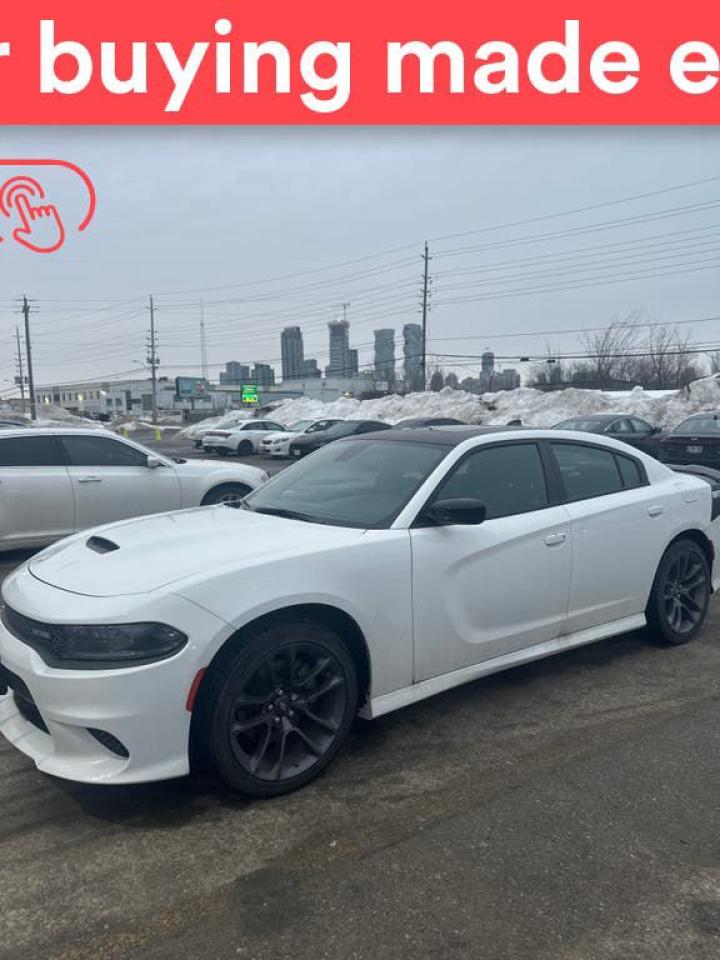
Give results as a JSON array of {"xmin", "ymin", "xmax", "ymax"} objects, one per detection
[{"xmin": 202, "ymin": 420, "xmax": 286, "ymax": 456}]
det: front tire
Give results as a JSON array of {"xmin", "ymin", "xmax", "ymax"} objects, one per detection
[
  {"xmin": 201, "ymin": 483, "xmax": 251, "ymax": 507},
  {"xmin": 646, "ymin": 539, "xmax": 711, "ymax": 645},
  {"xmin": 237, "ymin": 439, "xmax": 253, "ymax": 456},
  {"xmin": 201, "ymin": 621, "xmax": 358, "ymax": 797}
]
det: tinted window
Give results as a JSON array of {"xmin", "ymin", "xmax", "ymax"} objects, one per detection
[
  {"xmin": 0, "ymin": 435, "xmax": 59, "ymax": 467},
  {"xmin": 608, "ymin": 419, "xmax": 633, "ymax": 434},
  {"xmin": 630, "ymin": 418, "xmax": 653, "ymax": 434},
  {"xmin": 61, "ymin": 436, "xmax": 148, "ymax": 467},
  {"xmin": 552, "ymin": 443, "xmax": 623, "ymax": 501},
  {"xmin": 616, "ymin": 453, "xmax": 644, "ymax": 489},
  {"xmin": 432, "ymin": 443, "xmax": 548, "ymax": 520},
  {"xmin": 671, "ymin": 416, "xmax": 720, "ymax": 436}
]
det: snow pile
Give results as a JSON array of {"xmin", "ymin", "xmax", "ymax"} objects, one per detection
[
  {"xmin": 172, "ymin": 376, "xmax": 720, "ymax": 437},
  {"xmin": 1, "ymin": 405, "xmax": 108, "ymax": 430}
]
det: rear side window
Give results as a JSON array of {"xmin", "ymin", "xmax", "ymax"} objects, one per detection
[
  {"xmin": 0, "ymin": 435, "xmax": 59, "ymax": 466},
  {"xmin": 432, "ymin": 443, "xmax": 549, "ymax": 520},
  {"xmin": 616, "ymin": 453, "xmax": 645, "ymax": 489},
  {"xmin": 61, "ymin": 436, "xmax": 148, "ymax": 467},
  {"xmin": 552, "ymin": 443, "xmax": 623, "ymax": 501}
]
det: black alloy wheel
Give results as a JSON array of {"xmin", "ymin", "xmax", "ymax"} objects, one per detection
[
  {"xmin": 646, "ymin": 539, "xmax": 711, "ymax": 644},
  {"xmin": 203, "ymin": 622, "xmax": 358, "ymax": 796}
]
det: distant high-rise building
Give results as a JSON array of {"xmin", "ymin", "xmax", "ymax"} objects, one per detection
[
  {"xmin": 481, "ymin": 350, "xmax": 495, "ymax": 375},
  {"xmin": 303, "ymin": 358, "xmax": 321, "ymax": 378},
  {"xmin": 374, "ymin": 329, "xmax": 395, "ymax": 383},
  {"xmin": 328, "ymin": 320, "xmax": 350, "ymax": 376},
  {"xmin": 403, "ymin": 323, "xmax": 423, "ymax": 390},
  {"xmin": 219, "ymin": 361, "xmax": 251, "ymax": 385},
  {"xmin": 252, "ymin": 363, "xmax": 275, "ymax": 387},
  {"xmin": 347, "ymin": 348, "xmax": 359, "ymax": 377},
  {"xmin": 281, "ymin": 326, "xmax": 305, "ymax": 381}
]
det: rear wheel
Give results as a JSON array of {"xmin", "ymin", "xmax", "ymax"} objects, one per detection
[
  {"xmin": 646, "ymin": 539, "xmax": 711, "ymax": 645},
  {"xmin": 237, "ymin": 439, "xmax": 253, "ymax": 456},
  {"xmin": 215, "ymin": 448, "xmax": 229, "ymax": 457},
  {"xmin": 200, "ymin": 622, "xmax": 358, "ymax": 797},
  {"xmin": 201, "ymin": 483, "xmax": 251, "ymax": 507}
]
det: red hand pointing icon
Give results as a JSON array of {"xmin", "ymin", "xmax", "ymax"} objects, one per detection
[{"xmin": 11, "ymin": 191, "xmax": 65, "ymax": 253}]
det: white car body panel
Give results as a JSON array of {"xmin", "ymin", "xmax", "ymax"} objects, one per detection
[
  {"xmin": 0, "ymin": 429, "xmax": 718, "ymax": 785},
  {"xmin": 0, "ymin": 429, "xmax": 268, "ymax": 550}
]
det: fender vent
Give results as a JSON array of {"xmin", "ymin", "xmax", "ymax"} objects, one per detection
[{"xmin": 86, "ymin": 536, "xmax": 119, "ymax": 554}]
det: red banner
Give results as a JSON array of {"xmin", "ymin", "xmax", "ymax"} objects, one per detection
[{"xmin": 0, "ymin": 2, "xmax": 718, "ymax": 123}]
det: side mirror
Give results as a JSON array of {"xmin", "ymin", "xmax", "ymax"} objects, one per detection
[
  {"xmin": 651, "ymin": 427, "xmax": 662, "ymax": 435},
  {"xmin": 146, "ymin": 456, "xmax": 162, "ymax": 469},
  {"xmin": 424, "ymin": 498, "xmax": 487, "ymax": 526}
]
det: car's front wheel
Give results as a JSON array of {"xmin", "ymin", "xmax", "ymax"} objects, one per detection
[
  {"xmin": 200, "ymin": 621, "xmax": 358, "ymax": 797},
  {"xmin": 646, "ymin": 538, "xmax": 711, "ymax": 645},
  {"xmin": 237, "ymin": 439, "xmax": 253, "ymax": 456},
  {"xmin": 201, "ymin": 483, "xmax": 251, "ymax": 507}
]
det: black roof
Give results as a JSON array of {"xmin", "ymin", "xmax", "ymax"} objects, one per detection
[
  {"xmin": 556, "ymin": 413, "xmax": 629, "ymax": 424},
  {"xmin": 339, "ymin": 425, "xmax": 525, "ymax": 447}
]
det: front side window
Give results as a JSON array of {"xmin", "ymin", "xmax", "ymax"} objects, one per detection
[
  {"xmin": 431, "ymin": 443, "xmax": 549, "ymax": 520},
  {"xmin": 0, "ymin": 436, "xmax": 60, "ymax": 467},
  {"xmin": 552, "ymin": 442, "xmax": 623, "ymax": 501},
  {"xmin": 244, "ymin": 438, "xmax": 447, "ymax": 528},
  {"xmin": 61, "ymin": 436, "xmax": 149, "ymax": 468},
  {"xmin": 671, "ymin": 416, "xmax": 720, "ymax": 436},
  {"xmin": 630, "ymin": 418, "xmax": 653, "ymax": 435},
  {"xmin": 608, "ymin": 419, "xmax": 634, "ymax": 434}
]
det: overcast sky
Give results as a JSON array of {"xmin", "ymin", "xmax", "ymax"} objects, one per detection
[{"xmin": 0, "ymin": 126, "xmax": 718, "ymax": 391}]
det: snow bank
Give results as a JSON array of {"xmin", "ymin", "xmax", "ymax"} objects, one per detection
[{"xmin": 170, "ymin": 376, "xmax": 720, "ymax": 437}]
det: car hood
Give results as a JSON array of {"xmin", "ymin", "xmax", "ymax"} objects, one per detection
[
  {"xmin": 173, "ymin": 459, "xmax": 266, "ymax": 482},
  {"xmin": 28, "ymin": 507, "xmax": 364, "ymax": 597},
  {"xmin": 262, "ymin": 431, "xmax": 296, "ymax": 442}
]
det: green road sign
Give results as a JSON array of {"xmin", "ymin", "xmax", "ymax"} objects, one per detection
[{"xmin": 241, "ymin": 385, "xmax": 259, "ymax": 405}]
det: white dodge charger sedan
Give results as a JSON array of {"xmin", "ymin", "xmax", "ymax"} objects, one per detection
[
  {"xmin": 0, "ymin": 428, "xmax": 268, "ymax": 551},
  {"xmin": 0, "ymin": 427, "xmax": 717, "ymax": 797}
]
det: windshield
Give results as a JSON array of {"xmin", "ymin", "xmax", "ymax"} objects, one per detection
[
  {"xmin": 288, "ymin": 420, "xmax": 314, "ymax": 431},
  {"xmin": 243, "ymin": 438, "xmax": 447, "ymax": 528},
  {"xmin": 671, "ymin": 416, "xmax": 720, "ymax": 436},
  {"xmin": 322, "ymin": 422, "xmax": 365, "ymax": 438}
]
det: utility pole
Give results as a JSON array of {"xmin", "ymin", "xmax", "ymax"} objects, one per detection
[
  {"xmin": 14, "ymin": 326, "xmax": 26, "ymax": 415},
  {"xmin": 200, "ymin": 299, "xmax": 209, "ymax": 382},
  {"xmin": 21, "ymin": 296, "xmax": 37, "ymax": 421},
  {"xmin": 421, "ymin": 241, "xmax": 431, "ymax": 390},
  {"xmin": 146, "ymin": 295, "xmax": 159, "ymax": 425}
]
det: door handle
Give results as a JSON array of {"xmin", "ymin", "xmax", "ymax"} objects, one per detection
[
  {"xmin": 647, "ymin": 505, "xmax": 664, "ymax": 517},
  {"xmin": 544, "ymin": 532, "xmax": 566, "ymax": 546},
  {"xmin": 78, "ymin": 476, "xmax": 103, "ymax": 483}
]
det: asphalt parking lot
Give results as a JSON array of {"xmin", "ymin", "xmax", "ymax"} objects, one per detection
[{"xmin": 0, "ymin": 438, "xmax": 719, "ymax": 960}]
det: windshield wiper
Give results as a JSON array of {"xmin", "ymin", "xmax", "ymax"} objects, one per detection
[{"xmin": 248, "ymin": 506, "xmax": 315, "ymax": 523}]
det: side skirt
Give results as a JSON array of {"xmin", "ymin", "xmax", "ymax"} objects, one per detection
[{"xmin": 361, "ymin": 613, "xmax": 646, "ymax": 720}]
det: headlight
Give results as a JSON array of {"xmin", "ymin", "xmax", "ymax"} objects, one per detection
[{"xmin": 2, "ymin": 607, "xmax": 187, "ymax": 668}]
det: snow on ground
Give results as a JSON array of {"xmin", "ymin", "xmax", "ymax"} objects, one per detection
[
  {"xmin": 0, "ymin": 405, "xmax": 108, "ymax": 430},
  {"xmin": 167, "ymin": 375, "xmax": 720, "ymax": 438}
]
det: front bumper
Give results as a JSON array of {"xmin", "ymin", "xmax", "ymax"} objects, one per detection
[{"xmin": 0, "ymin": 567, "xmax": 231, "ymax": 784}]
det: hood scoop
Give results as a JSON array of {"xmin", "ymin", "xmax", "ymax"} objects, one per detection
[{"xmin": 86, "ymin": 535, "xmax": 120, "ymax": 554}]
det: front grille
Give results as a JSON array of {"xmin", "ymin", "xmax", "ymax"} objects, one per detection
[
  {"xmin": 1, "ymin": 606, "xmax": 62, "ymax": 663},
  {"xmin": 2, "ymin": 666, "xmax": 49, "ymax": 733}
]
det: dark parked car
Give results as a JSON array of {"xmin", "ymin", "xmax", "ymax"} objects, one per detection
[
  {"xmin": 552, "ymin": 414, "xmax": 662, "ymax": 455},
  {"xmin": 392, "ymin": 417, "xmax": 466, "ymax": 429},
  {"xmin": 289, "ymin": 420, "xmax": 391, "ymax": 457},
  {"xmin": 657, "ymin": 413, "xmax": 720, "ymax": 469}
]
